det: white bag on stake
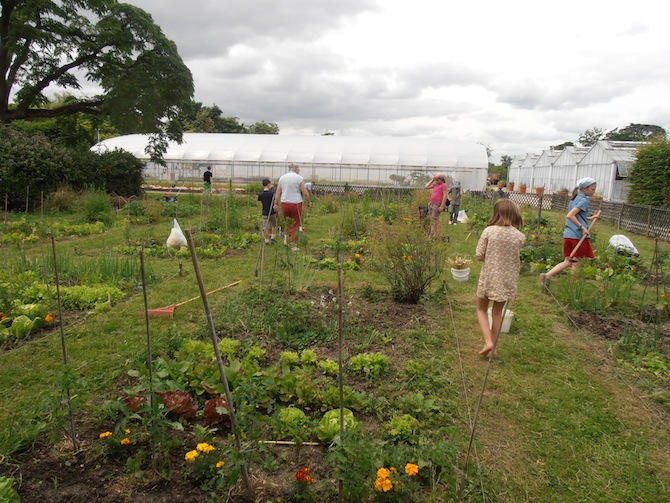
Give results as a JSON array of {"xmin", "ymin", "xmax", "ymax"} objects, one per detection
[
  {"xmin": 166, "ymin": 218, "xmax": 188, "ymax": 248},
  {"xmin": 458, "ymin": 210, "xmax": 469, "ymax": 224}
]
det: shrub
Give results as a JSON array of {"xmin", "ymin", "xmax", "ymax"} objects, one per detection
[
  {"xmin": 80, "ymin": 190, "xmax": 115, "ymax": 226},
  {"xmin": 367, "ymin": 215, "xmax": 443, "ymax": 303}
]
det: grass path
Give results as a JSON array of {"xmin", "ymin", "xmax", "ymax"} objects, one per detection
[{"xmin": 442, "ymin": 268, "xmax": 670, "ymax": 502}]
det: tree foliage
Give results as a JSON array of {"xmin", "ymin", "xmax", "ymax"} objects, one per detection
[
  {"xmin": 181, "ymin": 103, "xmax": 279, "ymax": 134},
  {"xmin": 578, "ymin": 127, "xmax": 604, "ymax": 147},
  {"xmin": 627, "ymin": 140, "xmax": 670, "ymax": 207},
  {"xmin": 604, "ymin": 123, "xmax": 667, "ymax": 142},
  {"xmin": 0, "ymin": 126, "xmax": 144, "ymax": 202},
  {"xmin": 0, "ymin": 0, "xmax": 194, "ymax": 161},
  {"xmin": 551, "ymin": 141, "xmax": 574, "ymax": 151}
]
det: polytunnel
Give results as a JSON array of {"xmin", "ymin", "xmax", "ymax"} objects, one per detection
[{"xmin": 92, "ymin": 133, "xmax": 489, "ymax": 191}]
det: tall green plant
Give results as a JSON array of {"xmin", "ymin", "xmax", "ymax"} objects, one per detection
[{"xmin": 368, "ymin": 215, "xmax": 444, "ymax": 303}]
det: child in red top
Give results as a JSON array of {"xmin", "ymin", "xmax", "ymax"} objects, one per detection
[{"xmin": 424, "ymin": 173, "xmax": 449, "ymax": 238}]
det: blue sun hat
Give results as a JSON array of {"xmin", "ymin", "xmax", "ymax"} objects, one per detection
[{"xmin": 577, "ymin": 177, "xmax": 596, "ymax": 189}]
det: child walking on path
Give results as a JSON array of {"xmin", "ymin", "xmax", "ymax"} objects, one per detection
[
  {"xmin": 539, "ymin": 177, "xmax": 601, "ymax": 290},
  {"xmin": 475, "ymin": 199, "xmax": 526, "ymax": 356},
  {"xmin": 258, "ymin": 178, "xmax": 278, "ymax": 244}
]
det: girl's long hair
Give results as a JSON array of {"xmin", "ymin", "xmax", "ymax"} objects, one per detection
[{"xmin": 488, "ymin": 199, "xmax": 523, "ymax": 228}]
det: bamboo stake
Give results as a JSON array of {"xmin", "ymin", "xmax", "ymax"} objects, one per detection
[
  {"xmin": 185, "ymin": 229, "xmax": 255, "ymax": 501},
  {"xmin": 457, "ymin": 300, "xmax": 510, "ymax": 501},
  {"xmin": 337, "ymin": 263, "xmax": 344, "ymax": 503},
  {"xmin": 138, "ymin": 250, "xmax": 157, "ymax": 468},
  {"xmin": 51, "ymin": 235, "xmax": 78, "ymax": 452}
]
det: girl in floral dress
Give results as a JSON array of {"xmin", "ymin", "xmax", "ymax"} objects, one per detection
[{"xmin": 475, "ymin": 199, "xmax": 526, "ymax": 356}]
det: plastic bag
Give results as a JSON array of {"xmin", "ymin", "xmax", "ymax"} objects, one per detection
[
  {"xmin": 458, "ymin": 210, "xmax": 469, "ymax": 224},
  {"xmin": 166, "ymin": 218, "xmax": 187, "ymax": 248},
  {"xmin": 608, "ymin": 234, "xmax": 639, "ymax": 256}
]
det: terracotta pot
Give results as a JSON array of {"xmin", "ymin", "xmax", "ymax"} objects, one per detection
[
  {"xmin": 519, "ymin": 186, "xmax": 527, "ymax": 194},
  {"xmin": 507, "ymin": 184, "xmax": 515, "ymax": 191},
  {"xmin": 535, "ymin": 187, "xmax": 544, "ymax": 195}
]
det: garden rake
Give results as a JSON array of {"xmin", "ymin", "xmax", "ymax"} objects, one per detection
[{"xmin": 143, "ymin": 280, "xmax": 242, "ymax": 318}]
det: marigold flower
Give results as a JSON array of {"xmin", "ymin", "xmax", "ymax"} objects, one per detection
[
  {"xmin": 216, "ymin": 461, "xmax": 225, "ymax": 468},
  {"xmin": 196, "ymin": 442, "xmax": 216, "ymax": 453},
  {"xmin": 376, "ymin": 467, "xmax": 391, "ymax": 479},
  {"xmin": 405, "ymin": 463, "xmax": 419, "ymax": 477},
  {"xmin": 390, "ymin": 466, "xmax": 397, "ymax": 473},
  {"xmin": 45, "ymin": 314, "xmax": 54, "ymax": 323},
  {"xmin": 121, "ymin": 437, "xmax": 130, "ymax": 445},
  {"xmin": 355, "ymin": 253, "xmax": 361, "ymax": 258},
  {"xmin": 295, "ymin": 467, "xmax": 315, "ymax": 484},
  {"xmin": 375, "ymin": 476, "xmax": 393, "ymax": 492},
  {"xmin": 124, "ymin": 428, "xmax": 131, "ymax": 434},
  {"xmin": 185, "ymin": 450, "xmax": 199, "ymax": 462},
  {"xmin": 662, "ymin": 293, "xmax": 667, "ymax": 299},
  {"xmin": 99, "ymin": 431, "xmax": 112, "ymax": 439}
]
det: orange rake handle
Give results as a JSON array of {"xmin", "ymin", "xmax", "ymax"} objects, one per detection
[
  {"xmin": 569, "ymin": 216, "xmax": 599, "ymax": 259},
  {"xmin": 170, "ymin": 280, "xmax": 243, "ymax": 309}
]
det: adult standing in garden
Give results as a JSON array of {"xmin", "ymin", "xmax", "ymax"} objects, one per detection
[
  {"xmin": 424, "ymin": 173, "xmax": 449, "ymax": 238},
  {"xmin": 448, "ymin": 181, "xmax": 463, "ymax": 225},
  {"xmin": 539, "ymin": 177, "xmax": 601, "ymax": 290},
  {"xmin": 203, "ymin": 166, "xmax": 213, "ymax": 194},
  {"xmin": 274, "ymin": 164, "xmax": 311, "ymax": 251}
]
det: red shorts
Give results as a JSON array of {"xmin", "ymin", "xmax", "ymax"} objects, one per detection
[{"xmin": 563, "ymin": 238, "xmax": 595, "ymax": 259}]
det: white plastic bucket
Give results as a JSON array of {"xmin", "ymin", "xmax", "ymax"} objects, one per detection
[
  {"xmin": 487, "ymin": 307, "xmax": 514, "ymax": 333},
  {"xmin": 451, "ymin": 268, "xmax": 470, "ymax": 282}
]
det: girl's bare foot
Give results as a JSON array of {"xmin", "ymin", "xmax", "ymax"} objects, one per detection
[{"xmin": 478, "ymin": 344, "xmax": 494, "ymax": 356}]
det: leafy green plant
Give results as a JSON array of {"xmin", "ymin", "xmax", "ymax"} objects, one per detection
[
  {"xmin": 0, "ymin": 476, "xmax": 20, "ymax": 503},
  {"xmin": 277, "ymin": 407, "xmax": 310, "ymax": 442},
  {"xmin": 300, "ymin": 349, "xmax": 318, "ymax": 365},
  {"xmin": 318, "ymin": 358, "xmax": 339, "ymax": 376},
  {"xmin": 385, "ymin": 414, "xmax": 419, "ymax": 442},
  {"xmin": 349, "ymin": 352, "xmax": 389, "ymax": 378},
  {"xmin": 279, "ymin": 351, "xmax": 300, "ymax": 367},
  {"xmin": 315, "ymin": 408, "xmax": 359, "ymax": 443}
]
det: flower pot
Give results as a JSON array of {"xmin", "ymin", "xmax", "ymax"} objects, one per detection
[
  {"xmin": 535, "ymin": 187, "xmax": 544, "ymax": 195},
  {"xmin": 507, "ymin": 184, "xmax": 514, "ymax": 191},
  {"xmin": 519, "ymin": 186, "xmax": 527, "ymax": 194},
  {"xmin": 451, "ymin": 267, "xmax": 470, "ymax": 282},
  {"xmin": 487, "ymin": 308, "xmax": 514, "ymax": 333}
]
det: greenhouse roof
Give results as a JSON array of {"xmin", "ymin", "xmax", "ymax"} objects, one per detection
[{"xmin": 93, "ymin": 133, "xmax": 488, "ymax": 169}]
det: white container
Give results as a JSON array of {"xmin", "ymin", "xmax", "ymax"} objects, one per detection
[
  {"xmin": 451, "ymin": 267, "xmax": 470, "ymax": 282},
  {"xmin": 487, "ymin": 307, "xmax": 514, "ymax": 333}
]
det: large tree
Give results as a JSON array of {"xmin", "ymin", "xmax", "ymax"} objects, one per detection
[
  {"xmin": 0, "ymin": 0, "xmax": 194, "ymax": 161},
  {"xmin": 578, "ymin": 127, "xmax": 604, "ymax": 147},
  {"xmin": 604, "ymin": 123, "xmax": 667, "ymax": 142}
]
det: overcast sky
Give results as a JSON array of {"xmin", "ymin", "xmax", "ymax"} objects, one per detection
[{"xmin": 123, "ymin": 0, "xmax": 670, "ymax": 162}]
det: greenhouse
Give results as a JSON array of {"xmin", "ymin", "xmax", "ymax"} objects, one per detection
[
  {"xmin": 507, "ymin": 141, "xmax": 645, "ymax": 201},
  {"xmin": 92, "ymin": 133, "xmax": 489, "ymax": 191}
]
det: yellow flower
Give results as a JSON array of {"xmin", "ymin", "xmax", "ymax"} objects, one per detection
[
  {"xmin": 45, "ymin": 314, "xmax": 54, "ymax": 323},
  {"xmin": 376, "ymin": 467, "xmax": 391, "ymax": 479},
  {"xmin": 124, "ymin": 428, "xmax": 131, "ymax": 434},
  {"xmin": 185, "ymin": 450, "xmax": 199, "ymax": 462},
  {"xmin": 374, "ymin": 477, "xmax": 393, "ymax": 492},
  {"xmin": 216, "ymin": 461, "xmax": 225, "ymax": 468},
  {"xmin": 99, "ymin": 431, "xmax": 112, "ymax": 439},
  {"xmin": 405, "ymin": 463, "xmax": 419, "ymax": 477},
  {"xmin": 355, "ymin": 253, "xmax": 361, "ymax": 258},
  {"xmin": 121, "ymin": 437, "xmax": 130, "ymax": 445},
  {"xmin": 196, "ymin": 442, "xmax": 216, "ymax": 453},
  {"xmin": 390, "ymin": 466, "xmax": 397, "ymax": 473}
]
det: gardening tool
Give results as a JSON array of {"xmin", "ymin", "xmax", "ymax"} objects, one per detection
[
  {"xmin": 143, "ymin": 280, "xmax": 242, "ymax": 318},
  {"xmin": 568, "ymin": 211, "xmax": 600, "ymax": 259}
]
